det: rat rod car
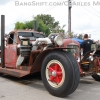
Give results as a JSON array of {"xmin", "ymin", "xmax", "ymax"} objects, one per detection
[
  {"xmin": 62, "ymin": 37, "xmax": 100, "ymax": 81},
  {"xmin": 0, "ymin": 30, "xmax": 80, "ymax": 97}
]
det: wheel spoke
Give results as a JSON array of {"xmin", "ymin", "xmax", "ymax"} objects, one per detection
[
  {"xmin": 49, "ymin": 76, "xmax": 55, "ymax": 82},
  {"xmin": 56, "ymin": 76, "xmax": 60, "ymax": 84},
  {"xmin": 48, "ymin": 66, "xmax": 54, "ymax": 72},
  {"xmin": 54, "ymin": 64, "xmax": 59, "ymax": 71},
  {"xmin": 57, "ymin": 71, "xmax": 62, "ymax": 76}
]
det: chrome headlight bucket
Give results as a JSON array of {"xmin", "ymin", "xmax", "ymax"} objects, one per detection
[
  {"xmin": 67, "ymin": 44, "xmax": 79, "ymax": 53},
  {"xmin": 54, "ymin": 35, "xmax": 63, "ymax": 46},
  {"xmin": 66, "ymin": 44, "xmax": 80, "ymax": 61}
]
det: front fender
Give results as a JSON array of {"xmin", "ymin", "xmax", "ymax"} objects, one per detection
[{"xmin": 30, "ymin": 48, "xmax": 63, "ymax": 73}]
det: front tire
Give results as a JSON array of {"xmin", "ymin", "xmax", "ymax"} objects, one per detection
[
  {"xmin": 63, "ymin": 51, "xmax": 80, "ymax": 95},
  {"xmin": 41, "ymin": 50, "xmax": 80, "ymax": 97}
]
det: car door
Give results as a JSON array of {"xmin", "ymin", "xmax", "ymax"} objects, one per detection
[{"xmin": 5, "ymin": 34, "xmax": 17, "ymax": 68}]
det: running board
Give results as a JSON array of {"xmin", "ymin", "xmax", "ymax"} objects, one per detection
[{"xmin": 0, "ymin": 67, "xmax": 30, "ymax": 78}]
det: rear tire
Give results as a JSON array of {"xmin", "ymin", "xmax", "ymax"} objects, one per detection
[
  {"xmin": 92, "ymin": 73, "xmax": 100, "ymax": 81},
  {"xmin": 41, "ymin": 50, "xmax": 80, "ymax": 97},
  {"xmin": 92, "ymin": 51, "xmax": 100, "ymax": 81}
]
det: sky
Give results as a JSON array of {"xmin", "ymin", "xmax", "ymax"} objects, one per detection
[{"xmin": 0, "ymin": 0, "xmax": 100, "ymax": 43}]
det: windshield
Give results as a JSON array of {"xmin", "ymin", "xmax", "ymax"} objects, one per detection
[{"xmin": 18, "ymin": 32, "xmax": 45, "ymax": 40}]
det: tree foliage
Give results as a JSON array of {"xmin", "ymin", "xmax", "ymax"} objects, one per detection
[
  {"xmin": 67, "ymin": 32, "xmax": 84, "ymax": 39},
  {"xmin": 14, "ymin": 14, "xmax": 65, "ymax": 36},
  {"xmin": 15, "ymin": 22, "xmax": 26, "ymax": 29}
]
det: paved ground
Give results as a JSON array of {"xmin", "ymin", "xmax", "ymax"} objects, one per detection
[{"xmin": 0, "ymin": 73, "xmax": 100, "ymax": 100}]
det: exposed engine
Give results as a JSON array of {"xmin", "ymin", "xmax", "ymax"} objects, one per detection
[{"xmin": 16, "ymin": 33, "xmax": 64, "ymax": 68}]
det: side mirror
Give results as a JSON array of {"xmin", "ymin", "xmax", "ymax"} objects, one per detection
[{"xmin": 91, "ymin": 44, "xmax": 98, "ymax": 51}]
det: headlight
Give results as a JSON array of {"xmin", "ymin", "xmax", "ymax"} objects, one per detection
[
  {"xmin": 66, "ymin": 45, "xmax": 79, "ymax": 60},
  {"xmin": 22, "ymin": 41, "xmax": 28, "ymax": 45},
  {"xmin": 54, "ymin": 35, "xmax": 63, "ymax": 46}
]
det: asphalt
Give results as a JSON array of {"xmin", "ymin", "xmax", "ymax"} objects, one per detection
[{"xmin": 0, "ymin": 73, "xmax": 100, "ymax": 100}]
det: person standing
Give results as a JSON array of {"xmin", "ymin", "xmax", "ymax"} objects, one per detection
[{"xmin": 81, "ymin": 34, "xmax": 93, "ymax": 56}]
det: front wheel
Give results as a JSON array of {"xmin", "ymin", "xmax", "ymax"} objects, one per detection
[{"xmin": 41, "ymin": 50, "xmax": 80, "ymax": 97}]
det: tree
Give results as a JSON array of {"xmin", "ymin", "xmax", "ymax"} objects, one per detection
[
  {"xmin": 15, "ymin": 20, "xmax": 38, "ymax": 29},
  {"xmin": 14, "ymin": 14, "xmax": 65, "ymax": 36},
  {"xmin": 67, "ymin": 32, "xmax": 84, "ymax": 39},
  {"xmin": 52, "ymin": 25, "xmax": 66, "ymax": 33},
  {"xmin": 67, "ymin": 31, "xmax": 75, "ymax": 38},
  {"xmin": 15, "ymin": 22, "xmax": 26, "ymax": 29},
  {"xmin": 77, "ymin": 34, "xmax": 84, "ymax": 39},
  {"xmin": 34, "ymin": 14, "xmax": 59, "ymax": 32},
  {"xmin": 36, "ymin": 19, "xmax": 50, "ymax": 36}
]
